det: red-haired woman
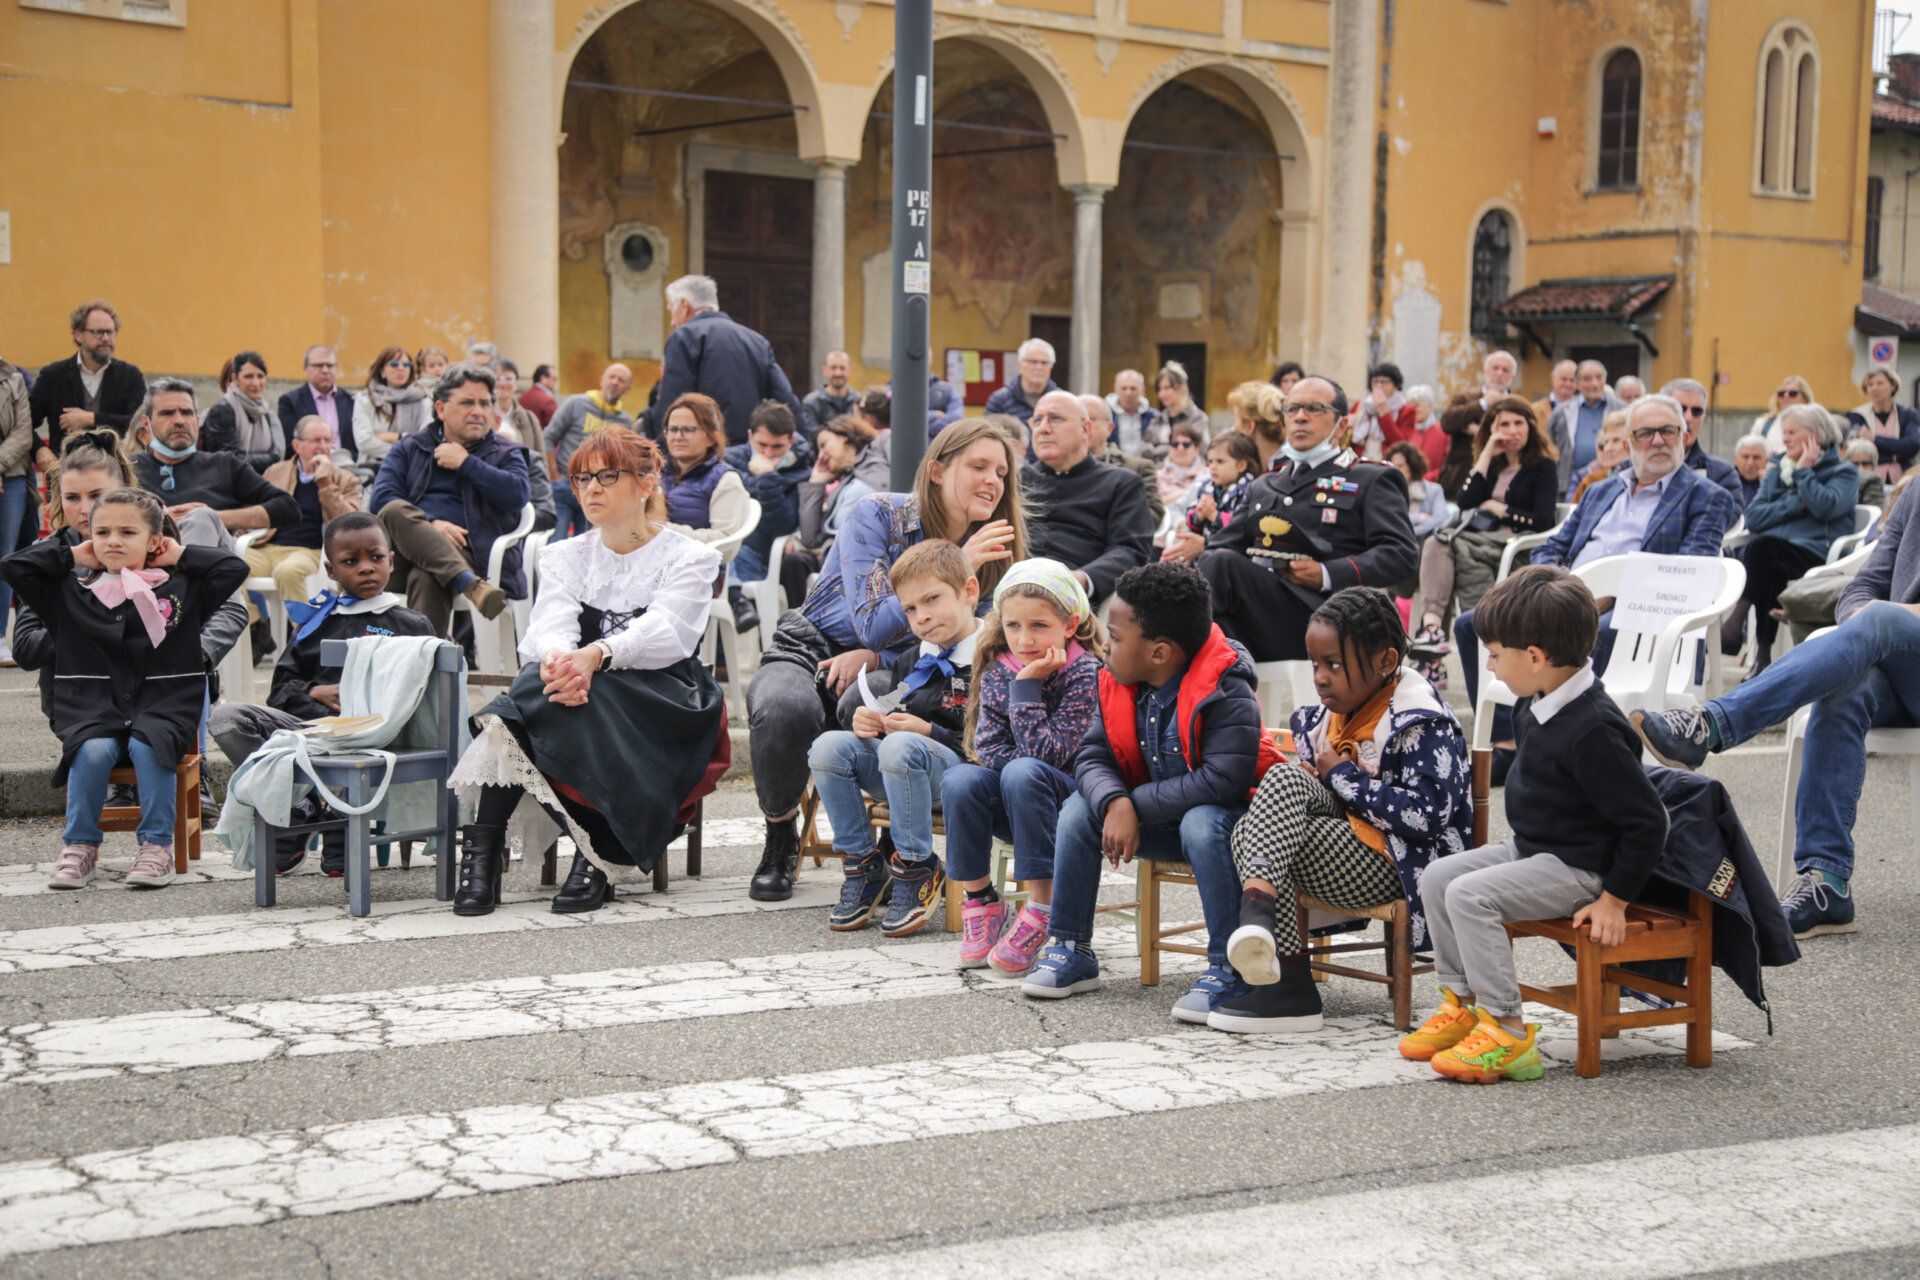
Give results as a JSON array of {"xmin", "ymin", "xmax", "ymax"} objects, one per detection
[{"xmin": 448, "ymin": 426, "xmax": 726, "ymax": 916}]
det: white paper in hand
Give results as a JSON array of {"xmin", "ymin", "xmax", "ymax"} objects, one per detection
[{"xmin": 857, "ymin": 665, "xmax": 888, "ymax": 714}]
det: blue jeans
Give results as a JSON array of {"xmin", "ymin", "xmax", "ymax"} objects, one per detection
[
  {"xmin": 552, "ymin": 485, "xmax": 585, "ymax": 541},
  {"xmin": 940, "ymin": 757, "xmax": 1077, "ymax": 883},
  {"xmin": 729, "ymin": 542, "xmax": 768, "ymax": 584},
  {"xmin": 0, "ymin": 474, "xmax": 29, "ymax": 623},
  {"xmin": 1457, "ymin": 606, "xmax": 1619, "ymax": 740},
  {"xmin": 1707, "ymin": 600, "xmax": 1920, "ymax": 880},
  {"xmin": 65, "ymin": 736, "xmax": 175, "ymax": 846},
  {"xmin": 808, "ymin": 729, "xmax": 963, "ymax": 864},
  {"xmin": 1049, "ymin": 791, "xmax": 1243, "ymax": 966}
]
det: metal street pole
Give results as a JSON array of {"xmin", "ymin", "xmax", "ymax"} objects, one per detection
[{"xmin": 890, "ymin": 0, "xmax": 933, "ymax": 492}]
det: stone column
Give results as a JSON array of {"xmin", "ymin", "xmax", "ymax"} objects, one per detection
[
  {"xmin": 1321, "ymin": 0, "xmax": 1378, "ymax": 394},
  {"xmin": 811, "ymin": 160, "xmax": 850, "ymax": 378},
  {"xmin": 490, "ymin": 0, "xmax": 558, "ymax": 372},
  {"xmin": 1068, "ymin": 184, "xmax": 1112, "ymax": 395}
]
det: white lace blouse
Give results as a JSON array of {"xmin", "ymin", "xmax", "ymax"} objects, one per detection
[{"xmin": 517, "ymin": 527, "xmax": 720, "ymax": 669}]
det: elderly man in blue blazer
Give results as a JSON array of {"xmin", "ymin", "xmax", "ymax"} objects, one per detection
[{"xmin": 1451, "ymin": 392, "xmax": 1740, "ymax": 710}]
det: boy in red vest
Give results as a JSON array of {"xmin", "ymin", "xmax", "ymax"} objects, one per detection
[{"xmin": 1023, "ymin": 562, "xmax": 1283, "ymax": 1023}]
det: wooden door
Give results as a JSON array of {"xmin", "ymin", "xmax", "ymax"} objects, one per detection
[{"xmin": 704, "ymin": 170, "xmax": 814, "ymax": 394}]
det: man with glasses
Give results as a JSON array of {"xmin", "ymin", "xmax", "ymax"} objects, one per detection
[
  {"xmin": 986, "ymin": 338, "xmax": 1061, "ymax": 421},
  {"xmin": 1452, "ymin": 394, "xmax": 1739, "ymax": 719},
  {"xmin": 1020, "ymin": 390, "xmax": 1153, "ymax": 603},
  {"xmin": 1198, "ymin": 376, "xmax": 1418, "ymax": 661},
  {"xmin": 130, "ymin": 378, "xmax": 300, "ymax": 554},
  {"xmin": 369, "ymin": 363, "xmax": 532, "ymax": 635},
  {"xmin": 1546, "ymin": 360, "xmax": 1623, "ymax": 496},
  {"xmin": 276, "ymin": 345, "xmax": 358, "ymax": 464},
  {"xmin": 31, "ymin": 300, "xmax": 147, "ymax": 469},
  {"xmin": 1663, "ymin": 377, "xmax": 1743, "ymax": 503}
]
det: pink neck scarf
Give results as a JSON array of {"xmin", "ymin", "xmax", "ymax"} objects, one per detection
[{"xmin": 87, "ymin": 568, "xmax": 170, "ymax": 647}]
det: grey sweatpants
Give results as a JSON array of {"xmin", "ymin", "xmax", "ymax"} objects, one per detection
[
  {"xmin": 1421, "ymin": 841, "xmax": 1604, "ymax": 1018},
  {"xmin": 208, "ymin": 703, "xmax": 304, "ymax": 768}
]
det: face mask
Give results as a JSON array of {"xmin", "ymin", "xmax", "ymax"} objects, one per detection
[
  {"xmin": 149, "ymin": 437, "xmax": 196, "ymax": 462},
  {"xmin": 1280, "ymin": 437, "xmax": 1339, "ymax": 468}
]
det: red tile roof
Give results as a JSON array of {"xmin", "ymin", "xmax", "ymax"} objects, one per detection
[
  {"xmin": 1873, "ymin": 94, "xmax": 1920, "ymax": 129},
  {"xmin": 1491, "ymin": 276, "xmax": 1672, "ymax": 322},
  {"xmin": 1858, "ymin": 282, "xmax": 1920, "ymax": 336}
]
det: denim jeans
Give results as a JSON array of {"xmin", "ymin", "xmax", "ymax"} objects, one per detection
[
  {"xmin": 1049, "ymin": 791, "xmax": 1243, "ymax": 966},
  {"xmin": 65, "ymin": 736, "xmax": 175, "ymax": 846},
  {"xmin": 940, "ymin": 757, "xmax": 1077, "ymax": 883},
  {"xmin": 1707, "ymin": 600, "xmax": 1920, "ymax": 880},
  {"xmin": 552, "ymin": 485, "xmax": 585, "ymax": 541},
  {"xmin": 729, "ymin": 542, "xmax": 768, "ymax": 584},
  {"xmin": 0, "ymin": 474, "xmax": 30, "ymax": 624},
  {"xmin": 808, "ymin": 729, "xmax": 963, "ymax": 864}
]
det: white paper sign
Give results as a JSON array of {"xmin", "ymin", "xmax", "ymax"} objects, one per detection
[
  {"xmin": 857, "ymin": 665, "xmax": 887, "ymax": 714},
  {"xmin": 1610, "ymin": 553, "xmax": 1721, "ymax": 635}
]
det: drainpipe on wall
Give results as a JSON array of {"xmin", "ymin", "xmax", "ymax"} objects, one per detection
[
  {"xmin": 1324, "ymin": 0, "xmax": 1381, "ymax": 394},
  {"xmin": 1368, "ymin": 0, "xmax": 1395, "ymax": 369},
  {"xmin": 1680, "ymin": 0, "xmax": 1709, "ymax": 438}
]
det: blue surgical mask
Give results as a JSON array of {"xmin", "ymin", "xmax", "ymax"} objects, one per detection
[
  {"xmin": 149, "ymin": 438, "xmax": 196, "ymax": 462},
  {"xmin": 1280, "ymin": 437, "xmax": 1339, "ymax": 468}
]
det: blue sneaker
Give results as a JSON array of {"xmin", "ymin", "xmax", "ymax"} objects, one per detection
[
  {"xmin": 1172, "ymin": 966, "xmax": 1252, "ymax": 1025},
  {"xmin": 1630, "ymin": 705, "xmax": 1713, "ymax": 770},
  {"xmin": 1780, "ymin": 870, "xmax": 1857, "ymax": 939},
  {"xmin": 1021, "ymin": 941, "xmax": 1103, "ymax": 999},
  {"xmin": 829, "ymin": 858, "xmax": 889, "ymax": 931},
  {"xmin": 880, "ymin": 855, "xmax": 945, "ymax": 937}
]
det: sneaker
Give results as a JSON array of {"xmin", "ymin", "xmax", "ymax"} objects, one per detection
[
  {"xmin": 958, "ymin": 896, "xmax": 1011, "ymax": 967},
  {"xmin": 125, "ymin": 843, "xmax": 175, "ymax": 889},
  {"xmin": 1398, "ymin": 987, "xmax": 1479, "ymax": 1060},
  {"xmin": 1407, "ymin": 624, "xmax": 1451, "ymax": 659},
  {"xmin": 1206, "ymin": 963, "xmax": 1324, "ymax": 1034},
  {"xmin": 275, "ymin": 838, "xmax": 309, "ymax": 876},
  {"xmin": 1780, "ymin": 870, "xmax": 1857, "ymax": 939},
  {"xmin": 1430, "ymin": 1010, "xmax": 1545, "ymax": 1083},
  {"xmin": 1227, "ymin": 921, "xmax": 1280, "ymax": 986},
  {"xmin": 320, "ymin": 830, "xmax": 346, "ymax": 879},
  {"xmin": 0, "ymin": 640, "xmax": 14, "ymax": 666},
  {"xmin": 1172, "ymin": 966, "xmax": 1252, "ymax": 1025},
  {"xmin": 830, "ymin": 858, "xmax": 889, "ymax": 931},
  {"xmin": 105, "ymin": 783, "xmax": 138, "ymax": 811},
  {"xmin": 880, "ymin": 855, "xmax": 946, "ymax": 937},
  {"xmin": 47, "ymin": 843, "xmax": 98, "ymax": 889},
  {"xmin": 1415, "ymin": 655, "xmax": 1449, "ymax": 693},
  {"xmin": 1020, "ymin": 941, "xmax": 1103, "ymax": 999},
  {"xmin": 1630, "ymin": 705, "xmax": 1713, "ymax": 770},
  {"xmin": 988, "ymin": 903, "xmax": 1051, "ymax": 974}
]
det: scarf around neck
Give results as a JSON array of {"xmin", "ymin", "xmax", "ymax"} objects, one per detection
[
  {"xmin": 1325, "ymin": 675, "xmax": 1398, "ymax": 854},
  {"xmin": 224, "ymin": 383, "xmax": 282, "ymax": 457},
  {"xmin": 88, "ymin": 567, "xmax": 171, "ymax": 647},
  {"xmin": 369, "ymin": 382, "xmax": 430, "ymax": 435}
]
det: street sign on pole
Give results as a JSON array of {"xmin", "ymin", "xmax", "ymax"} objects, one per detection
[{"xmin": 890, "ymin": 0, "xmax": 932, "ymax": 492}]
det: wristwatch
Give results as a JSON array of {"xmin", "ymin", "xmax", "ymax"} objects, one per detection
[{"xmin": 591, "ymin": 639, "xmax": 614, "ymax": 668}]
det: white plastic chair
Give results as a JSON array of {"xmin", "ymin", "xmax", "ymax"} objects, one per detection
[
  {"xmin": 1776, "ymin": 625, "xmax": 1920, "ymax": 886},
  {"xmin": 742, "ymin": 532, "xmax": 795, "ymax": 642},
  {"xmin": 1496, "ymin": 518, "xmax": 1568, "ymax": 582},
  {"xmin": 1826, "ymin": 504, "xmax": 1881, "ymax": 564},
  {"xmin": 1469, "ymin": 554, "xmax": 1747, "ymax": 759},
  {"xmin": 449, "ymin": 503, "xmax": 537, "ymax": 676},
  {"xmin": 698, "ymin": 499, "xmax": 763, "ymax": 719},
  {"xmin": 1253, "ymin": 660, "xmax": 1318, "ymax": 729},
  {"xmin": 234, "ymin": 529, "xmax": 289, "ymax": 658},
  {"xmin": 510, "ymin": 528, "xmax": 554, "ymax": 644}
]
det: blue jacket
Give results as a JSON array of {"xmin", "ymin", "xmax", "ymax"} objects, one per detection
[
  {"xmin": 984, "ymin": 377, "xmax": 1057, "ymax": 420},
  {"xmin": 927, "ymin": 376, "xmax": 965, "ymax": 436},
  {"xmin": 1847, "ymin": 401, "xmax": 1920, "ymax": 469},
  {"xmin": 1840, "ymin": 473, "xmax": 1920, "ymax": 619},
  {"xmin": 1743, "ymin": 446, "xmax": 1859, "ymax": 560},
  {"xmin": 653, "ymin": 310, "xmax": 803, "ymax": 445},
  {"xmin": 369, "ymin": 423, "xmax": 532, "ymax": 598},
  {"xmin": 1535, "ymin": 462, "xmax": 1738, "ymax": 567},
  {"xmin": 1685, "ymin": 443, "xmax": 1745, "ymax": 505},
  {"xmin": 725, "ymin": 437, "xmax": 814, "ymax": 556}
]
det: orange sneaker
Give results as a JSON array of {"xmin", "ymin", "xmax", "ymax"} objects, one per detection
[
  {"xmin": 1430, "ymin": 1009, "xmax": 1545, "ymax": 1084},
  {"xmin": 1398, "ymin": 988, "xmax": 1478, "ymax": 1060}
]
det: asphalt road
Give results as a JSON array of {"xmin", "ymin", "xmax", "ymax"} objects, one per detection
[{"xmin": 0, "ymin": 706, "xmax": 1913, "ymax": 1277}]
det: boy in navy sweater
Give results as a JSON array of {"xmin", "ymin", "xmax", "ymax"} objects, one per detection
[
  {"xmin": 208, "ymin": 511, "xmax": 435, "ymax": 876},
  {"xmin": 1024, "ymin": 562, "xmax": 1282, "ymax": 1024},
  {"xmin": 1405, "ymin": 564, "xmax": 1669, "ymax": 1082}
]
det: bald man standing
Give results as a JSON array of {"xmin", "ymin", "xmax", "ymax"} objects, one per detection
[
  {"xmin": 1020, "ymin": 390, "xmax": 1153, "ymax": 602},
  {"xmin": 543, "ymin": 363, "xmax": 633, "ymax": 540}
]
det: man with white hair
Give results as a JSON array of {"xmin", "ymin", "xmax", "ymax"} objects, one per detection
[
  {"xmin": 985, "ymin": 338, "xmax": 1059, "ymax": 420},
  {"xmin": 1732, "ymin": 434, "xmax": 1769, "ymax": 507},
  {"xmin": 1664, "ymin": 376, "xmax": 1744, "ymax": 503},
  {"xmin": 651, "ymin": 274, "xmax": 802, "ymax": 445},
  {"xmin": 1531, "ymin": 358, "xmax": 1579, "ymax": 430},
  {"xmin": 1545, "ymin": 359, "xmax": 1622, "ymax": 496},
  {"xmin": 464, "ymin": 342, "xmax": 498, "ymax": 368},
  {"xmin": 1079, "ymin": 393, "xmax": 1164, "ymax": 523},
  {"xmin": 1437, "ymin": 349, "xmax": 1518, "ymax": 495},
  {"xmin": 1615, "ymin": 375, "xmax": 1646, "ymax": 404},
  {"xmin": 1106, "ymin": 369, "xmax": 1161, "ymax": 459}
]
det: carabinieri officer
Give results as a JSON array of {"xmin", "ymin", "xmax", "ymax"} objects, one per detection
[{"xmin": 1198, "ymin": 375, "xmax": 1418, "ymax": 661}]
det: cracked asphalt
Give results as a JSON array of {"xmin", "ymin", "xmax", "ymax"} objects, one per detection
[{"xmin": 0, "ymin": 685, "xmax": 1913, "ymax": 1275}]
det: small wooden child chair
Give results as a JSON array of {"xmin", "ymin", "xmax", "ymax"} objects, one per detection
[{"xmin": 99, "ymin": 752, "xmax": 202, "ymax": 874}]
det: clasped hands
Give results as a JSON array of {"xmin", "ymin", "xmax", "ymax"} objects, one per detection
[{"xmin": 541, "ymin": 645, "xmax": 604, "ymax": 706}]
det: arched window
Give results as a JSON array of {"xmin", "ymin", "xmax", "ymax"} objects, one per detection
[
  {"xmin": 1597, "ymin": 50, "xmax": 1641, "ymax": 190},
  {"xmin": 1756, "ymin": 24, "xmax": 1818, "ymax": 196},
  {"xmin": 1471, "ymin": 211, "xmax": 1512, "ymax": 340}
]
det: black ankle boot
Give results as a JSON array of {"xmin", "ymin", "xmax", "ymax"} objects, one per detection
[
  {"xmin": 729, "ymin": 586, "xmax": 759, "ymax": 633},
  {"xmin": 1227, "ymin": 891, "xmax": 1281, "ymax": 985},
  {"xmin": 551, "ymin": 852, "xmax": 614, "ymax": 914},
  {"xmin": 452, "ymin": 823, "xmax": 506, "ymax": 916},
  {"xmin": 749, "ymin": 816, "xmax": 799, "ymax": 901}
]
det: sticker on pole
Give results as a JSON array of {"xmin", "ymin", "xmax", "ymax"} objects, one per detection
[
  {"xmin": 903, "ymin": 260, "xmax": 930, "ymax": 295},
  {"xmin": 1610, "ymin": 552, "xmax": 1722, "ymax": 636},
  {"xmin": 1871, "ymin": 337, "xmax": 1899, "ymax": 367}
]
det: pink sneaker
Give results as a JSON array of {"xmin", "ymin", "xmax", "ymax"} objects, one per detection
[
  {"xmin": 46, "ymin": 844, "xmax": 98, "ymax": 890},
  {"xmin": 958, "ymin": 897, "xmax": 1011, "ymax": 968},
  {"xmin": 125, "ymin": 843, "xmax": 175, "ymax": 889},
  {"xmin": 989, "ymin": 903, "xmax": 1052, "ymax": 974}
]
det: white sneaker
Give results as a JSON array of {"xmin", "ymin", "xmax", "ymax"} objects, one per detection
[
  {"xmin": 0, "ymin": 640, "xmax": 14, "ymax": 665},
  {"xmin": 125, "ymin": 843, "xmax": 175, "ymax": 888},
  {"xmin": 47, "ymin": 844, "xmax": 98, "ymax": 889}
]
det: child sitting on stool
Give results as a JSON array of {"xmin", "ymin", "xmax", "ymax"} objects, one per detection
[
  {"xmin": 808, "ymin": 539, "xmax": 980, "ymax": 937},
  {"xmin": 1406, "ymin": 564, "xmax": 1669, "ymax": 1083}
]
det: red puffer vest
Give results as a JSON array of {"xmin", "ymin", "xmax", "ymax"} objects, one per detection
[{"xmin": 1096, "ymin": 624, "xmax": 1285, "ymax": 797}]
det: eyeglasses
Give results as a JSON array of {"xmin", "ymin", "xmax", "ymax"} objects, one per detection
[
  {"xmin": 1168, "ymin": 439, "xmax": 1198, "ymax": 449},
  {"xmin": 568, "ymin": 468, "xmax": 637, "ymax": 491},
  {"xmin": 79, "ymin": 329, "xmax": 116, "ymax": 339},
  {"xmin": 1631, "ymin": 425, "xmax": 1682, "ymax": 443},
  {"xmin": 1777, "ymin": 388, "xmax": 1803, "ymax": 399},
  {"xmin": 663, "ymin": 424, "xmax": 702, "ymax": 438},
  {"xmin": 1681, "ymin": 405, "xmax": 1705, "ymax": 418},
  {"xmin": 387, "ymin": 358, "xmax": 412, "ymax": 368},
  {"xmin": 157, "ymin": 465, "xmax": 176, "ymax": 492},
  {"xmin": 1283, "ymin": 400, "xmax": 1334, "ymax": 417}
]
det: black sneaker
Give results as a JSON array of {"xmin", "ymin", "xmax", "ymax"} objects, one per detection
[
  {"xmin": 274, "ymin": 836, "xmax": 309, "ymax": 876},
  {"xmin": 1780, "ymin": 870, "xmax": 1857, "ymax": 939},
  {"xmin": 1631, "ymin": 705, "xmax": 1713, "ymax": 770},
  {"xmin": 829, "ymin": 857, "xmax": 889, "ymax": 931},
  {"xmin": 1227, "ymin": 892, "xmax": 1281, "ymax": 986},
  {"xmin": 250, "ymin": 618, "xmax": 276, "ymax": 664},
  {"xmin": 880, "ymin": 854, "xmax": 945, "ymax": 937},
  {"xmin": 105, "ymin": 783, "xmax": 138, "ymax": 810},
  {"xmin": 1206, "ymin": 962, "xmax": 1324, "ymax": 1034}
]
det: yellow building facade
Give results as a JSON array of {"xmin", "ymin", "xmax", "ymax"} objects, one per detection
[{"xmin": 0, "ymin": 0, "xmax": 1875, "ymax": 440}]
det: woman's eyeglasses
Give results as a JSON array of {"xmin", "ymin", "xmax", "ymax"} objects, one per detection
[
  {"xmin": 567, "ymin": 468, "xmax": 637, "ymax": 491},
  {"xmin": 1777, "ymin": 388, "xmax": 1802, "ymax": 400},
  {"xmin": 387, "ymin": 358, "xmax": 412, "ymax": 369},
  {"xmin": 1168, "ymin": 439, "xmax": 1199, "ymax": 450},
  {"xmin": 663, "ymin": 424, "xmax": 702, "ymax": 438}
]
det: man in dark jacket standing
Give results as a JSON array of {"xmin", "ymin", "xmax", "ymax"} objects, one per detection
[
  {"xmin": 31, "ymin": 300, "xmax": 146, "ymax": 471},
  {"xmin": 1019, "ymin": 390, "xmax": 1153, "ymax": 603},
  {"xmin": 798, "ymin": 349, "xmax": 858, "ymax": 440},
  {"xmin": 1197, "ymin": 375, "xmax": 1418, "ymax": 662},
  {"xmin": 652, "ymin": 275, "xmax": 802, "ymax": 445},
  {"xmin": 369, "ymin": 363, "xmax": 531, "ymax": 634}
]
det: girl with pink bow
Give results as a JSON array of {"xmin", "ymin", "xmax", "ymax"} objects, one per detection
[{"xmin": 2, "ymin": 487, "xmax": 248, "ymax": 890}]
